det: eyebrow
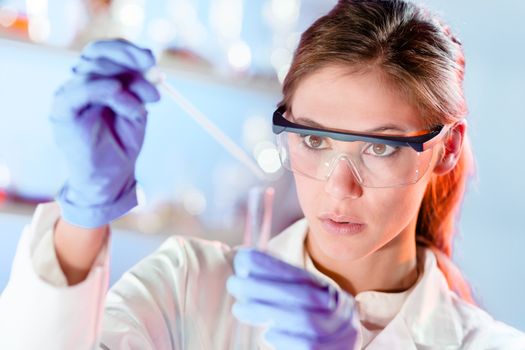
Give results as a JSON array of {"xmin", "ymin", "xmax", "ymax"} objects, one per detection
[{"xmin": 293, "ymin": 117, "xmax": 408, "ymax": 134}]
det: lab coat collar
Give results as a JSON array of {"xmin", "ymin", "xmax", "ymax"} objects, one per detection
[
  {"xmin": 267, "ymin": 218, "xmax": 464, "ymax": 349},
  {"xmin": 394, "ymin": 247, "xmax": 464, "ymax": 348},
  {"xmin": 267, "ymin": 217, "xmax": 309, "ymax": 266}
]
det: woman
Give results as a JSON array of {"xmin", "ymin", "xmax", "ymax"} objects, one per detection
[{"xmin": 0, "ymin": 0, "xmax": 523, "ymax": 349}]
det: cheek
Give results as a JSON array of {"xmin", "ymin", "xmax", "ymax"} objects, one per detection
[
  {"xmin": 366, "ymin": 152, "xmax": 437, "ymax": 233},
  {"xmin": 370, "ymin": 185, "xmax": 426, "ymax": 233},
  {"xmin": 293, "ymin": 175, "xmax": 322, "ymax": 217}
]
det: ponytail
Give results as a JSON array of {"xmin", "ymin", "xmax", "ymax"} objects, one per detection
[{"xmin": 416, "ymin": 140, "xmax": 476, "ymax": 304}]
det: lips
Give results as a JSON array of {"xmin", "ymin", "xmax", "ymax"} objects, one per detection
[
  {"xmin": 318, "ymin": 213, "xmax": 366, "ymax": 235},
  {"xmin": 319, "ymin": 213, "xmax": 364, "ymax": 225}
]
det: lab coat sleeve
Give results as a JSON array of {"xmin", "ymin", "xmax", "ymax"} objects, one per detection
[
  {"xmin": 97, "ymin": 236, "xmax": 190, "ymax": 350},
  {"xmin": 0, "ymin": 202, "xmax": 110, "ymax": 350},
  {"xmin": 98, "ymin": 236, "xmax": 236, "ymax": 350},
  {"xmin": 31, "ymin": 224, "xmax": 70, "ymax": 287},
  {"xmin": 1, "ymin": 202, "xmax": 236, "ymax": 350}
]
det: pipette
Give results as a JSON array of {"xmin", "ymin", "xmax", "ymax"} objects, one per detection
[
  {"xmin": 146, "ymin": 68, "xmax": 268, "ymax": 181},
  {"xmin": 148, "ymin": 68, "xmax": 276, "ymax": 348}
]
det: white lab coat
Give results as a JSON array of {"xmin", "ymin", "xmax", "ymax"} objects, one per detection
[{"xmin": 0, "ymin": 202, "xmax": 524, "ymax": 349}]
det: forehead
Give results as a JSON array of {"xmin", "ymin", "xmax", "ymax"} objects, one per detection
[{"xmin": 290, "ymin": 65, "xmax": 423, "ymax": 132}]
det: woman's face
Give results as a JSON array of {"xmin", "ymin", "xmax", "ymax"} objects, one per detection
[{"xmin": 290, "ymin": 65, "xmax": 440, "ymax": 261}]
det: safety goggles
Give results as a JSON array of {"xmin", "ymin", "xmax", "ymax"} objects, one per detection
[{"xmin": 272, "ymin": 106, "xmax": 449, "ymax": 188}]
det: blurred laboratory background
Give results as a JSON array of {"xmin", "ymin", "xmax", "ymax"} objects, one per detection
[{"xmin": 0, "ymin": 0, "xmax": 524, "ymax": 330}]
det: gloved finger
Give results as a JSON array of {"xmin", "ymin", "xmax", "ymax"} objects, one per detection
[
  {"xmin": 51, "ymin": 78, "xmax": 120, "ymax": 120},
  {"xmin": 263, "ymin": 327, "xmax": 357, "ymax": 350},
  {"xmin": 128, "ymin": 75, "xmax": 160, "ymax": 103},
  {"xmin": 73, "ymin": 56, "xmax": 132, "ymax": 76},
  {"xmin": 109, "ymin": 89, "xmax": 148, "ymax": 120},
  {"xmin": 52, "ymin": 104, "xmax": 146, "ymax": 179},
  {"xmin": 72, "ymin": 58, "xmax": 160, "ymax": 103},
  {"xmin": 82, "ymin": 39, "xmax": 155, "ymax": 72},
  {"xmin": 227, "ymin": 275, "xmax": 333, "ymax": 312},
  {"xmin": 113, "ymin": 112, "xmax": 147, "ymax": 154},
  {"xmin": 263, "ymin": 328, "xmax": 323, "ymax": 350},
  {"xmin": 232, "ymin": 299, "xmax": 342, "ymax": 337},
  {"xmin": 51, "ymin": 77, "xmax": 146, "ymax": 121},
  {"xmin": 234, "ymin": 248, "xmax": 325, "ymax": 285}
]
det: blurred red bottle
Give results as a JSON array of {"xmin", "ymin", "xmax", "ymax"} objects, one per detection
[{"xmin": 0, "ymin": 189, "xmax": 7, "ymax": 203}]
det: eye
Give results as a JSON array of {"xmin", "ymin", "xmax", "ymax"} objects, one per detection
[
  {"xmin": 364, "ymin": 143, "xmax": 398, "ymax": 157},
  {"xmin": 301, "ymin": 135, "xmax": 328, "ymax": 150}
]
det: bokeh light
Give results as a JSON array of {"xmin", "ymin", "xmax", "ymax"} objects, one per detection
[
  {"xmin": 256, "ymin": 146, "xmax": 281, "ymax": 174},
  {"xmin": 227, "ymin": 40, "xmax": 252, "ymax": 71},
  {"xmin": 116, "ymin": 2, "xmax": 144, "ymax": 27},
  {"xmin": 182, "ymin": 187, "xmax": 207, "ymax": 216}
]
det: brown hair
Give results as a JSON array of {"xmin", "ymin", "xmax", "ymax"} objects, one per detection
[{"xmin": 281, "ymin": 0, "xmax": 475, "ymax": 302}]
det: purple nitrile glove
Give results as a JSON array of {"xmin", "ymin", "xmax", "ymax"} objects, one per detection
[
  {"xmin": 50, "ymin": 39, "xmax": 160, "ymax": 228},
  {"xmin": 227, "ymin": 248, "xmax": 359, "ymax": 350}
]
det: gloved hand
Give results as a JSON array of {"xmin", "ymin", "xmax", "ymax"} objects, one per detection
[
  {"xmin": 50, "ymin": 39, "xmax": 160, "ymax": 228},
  {"xmin": 227, "ymin": 248, "xmax": 359, "ymax": 350}
]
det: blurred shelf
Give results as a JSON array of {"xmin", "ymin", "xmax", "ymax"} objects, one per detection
[{"xmin": 0, "ymin": 36, "xmax": 282, "ymax": 94}]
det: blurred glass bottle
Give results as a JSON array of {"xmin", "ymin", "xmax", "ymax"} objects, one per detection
[{"xmin": 233, "ymin": 186, "xmax": 274, "ymax": 349}]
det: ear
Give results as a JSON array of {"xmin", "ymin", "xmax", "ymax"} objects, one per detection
[{"xmin": 433, "ymin": 120, "xmax": 467, "ymax": 175}]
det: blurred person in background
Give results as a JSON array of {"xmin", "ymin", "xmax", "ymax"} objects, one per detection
[{"xmin": 1, "ymin": 0, "xmax": 524, "ymax": 349}]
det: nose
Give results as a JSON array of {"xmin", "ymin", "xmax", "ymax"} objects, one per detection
[{"xmin": 324, "ymin": 156, "xmax": 363, "ymax": 200}]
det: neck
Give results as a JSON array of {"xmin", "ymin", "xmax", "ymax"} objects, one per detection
[{"xmin": 306, "ymin": 221, "xmax": 420, "ymax": 296}]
